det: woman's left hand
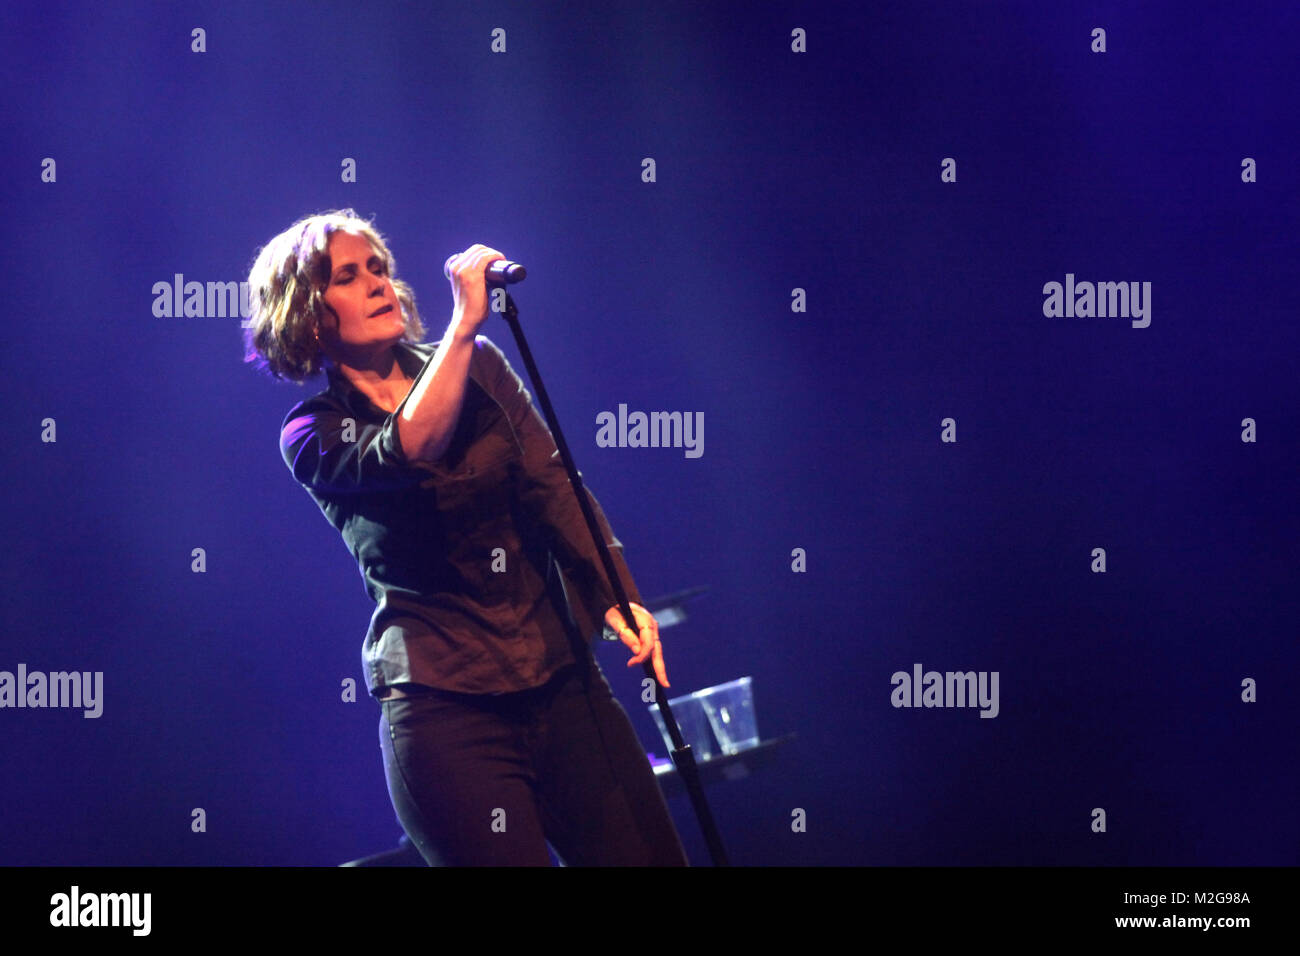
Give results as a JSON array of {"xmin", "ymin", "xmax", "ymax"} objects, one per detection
[{"xmin": 604, "ymin": 602, "xmax": 668, "ymax": 688}]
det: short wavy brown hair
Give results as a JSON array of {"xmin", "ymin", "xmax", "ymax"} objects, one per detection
[{"xmin": 242, "ymin": 208, "xmax": 424, "ymax": 383}]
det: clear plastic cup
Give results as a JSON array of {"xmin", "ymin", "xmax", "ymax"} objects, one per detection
[
  {"xmin": 648, "ymin": 677, "xmax": 760, "ymax": 759},
  {"xmin": 648, "ymin": 689, "xmax": 718, "ymax": 761},
  {"xmin": 698, "ymin": 676, "xmax": 758, "ymax": 755}
]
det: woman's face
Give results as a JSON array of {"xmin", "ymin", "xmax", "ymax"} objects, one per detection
[{"xmin": 319, "ymin": 230, "xmax": 405, "ymax": 351}]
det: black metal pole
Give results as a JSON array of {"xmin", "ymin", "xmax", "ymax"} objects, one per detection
[{"xmin": 494, "ymin": 290, "xmax": 729, "ymax": 867}]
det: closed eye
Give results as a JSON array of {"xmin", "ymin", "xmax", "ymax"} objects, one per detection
[{"xmin": 334, "ymin": 263, "xmax": 388, "ymax": 285}]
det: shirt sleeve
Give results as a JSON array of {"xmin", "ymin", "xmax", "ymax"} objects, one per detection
[
  {"xmin": 280, "ymin": 401, "xmax": 428, "ymax": 495},
  {"xmin": 474, "ymin": 336, "xmax": 644, "ymax": 623}
]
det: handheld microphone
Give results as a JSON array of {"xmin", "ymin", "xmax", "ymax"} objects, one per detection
[
  {"xmin": 485, "ymin": 260, "xmax": 527, "ymax": 284},
  {"xmin": 444, "ymin": 256, "xmax": 528, "ymax": 284}
]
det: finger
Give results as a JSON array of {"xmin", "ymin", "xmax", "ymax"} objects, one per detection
[
  {"xmin": 624, "ymin": 608, "xmax": 650, "ymax": 660},
  {"xmin": 653, "ymin": 640, "xmax": 669, "ymax": 688},
  {"xmin": 446, "ymin": 246, "xmax": 495, "ymax": 278},
  {"xmin": 447, "ymin": 253, "xmax": 473, "ymax": 280},
  {"xmin": 631, "ymin": 606, "xmax": 657, "ymax": 664},
  {"xmin": 628, "ymin": 623, "xmax": 647, "ymax": 663},
  {"xmin": 631, "ymin": 625, "xmax": 654, "ymax": 665},
  {"xmin": 632, "ymin": 602, "xmax": 657, "ymax": 636},
  {"xmin": 604, "ymin": 610, "xmax": 634, "ymax": 651},
  {"xmin": 618, "ymin": 625, "xmax": 640, "ymax": 656},
  {"xmin": 625, "ymin": 628, "xmax": 650, "ymax": 667},
  {"xmin": 473, "ymin": 248, "xmax": 504, "ymax": 269}
]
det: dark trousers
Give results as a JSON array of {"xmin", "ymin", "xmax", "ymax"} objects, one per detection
[{"xmin": 378, "ymin": 649, "xmax": 689, "ymax": 866}]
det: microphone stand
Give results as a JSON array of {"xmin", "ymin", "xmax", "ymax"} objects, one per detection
[{"xmin": 494, "ymin": 288, "xmax": 729, "ymax": 867}]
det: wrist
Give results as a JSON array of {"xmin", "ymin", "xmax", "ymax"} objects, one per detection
[{"xmin": 449, "ymin": 311, "xmax": 480, "ymax": 344}]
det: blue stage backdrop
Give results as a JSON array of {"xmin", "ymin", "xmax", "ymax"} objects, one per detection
[{"xmin": 0, "ymin": 0, "xmax": 1296, "ymax": 866}]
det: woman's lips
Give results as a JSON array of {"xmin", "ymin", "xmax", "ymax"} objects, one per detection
[{"xmin": 370, "ymin": 304, "xmax": 394, "ymax": 317}]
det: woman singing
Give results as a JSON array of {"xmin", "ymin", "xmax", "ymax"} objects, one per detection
[{"xmin": 243, "ymin": 208, "xmax": 687, "ymax": 866}]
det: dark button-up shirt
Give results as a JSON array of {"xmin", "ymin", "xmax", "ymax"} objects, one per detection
[{"xmin": 279, "ymin": 334, "xmax": 642, "ymax": 697}]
